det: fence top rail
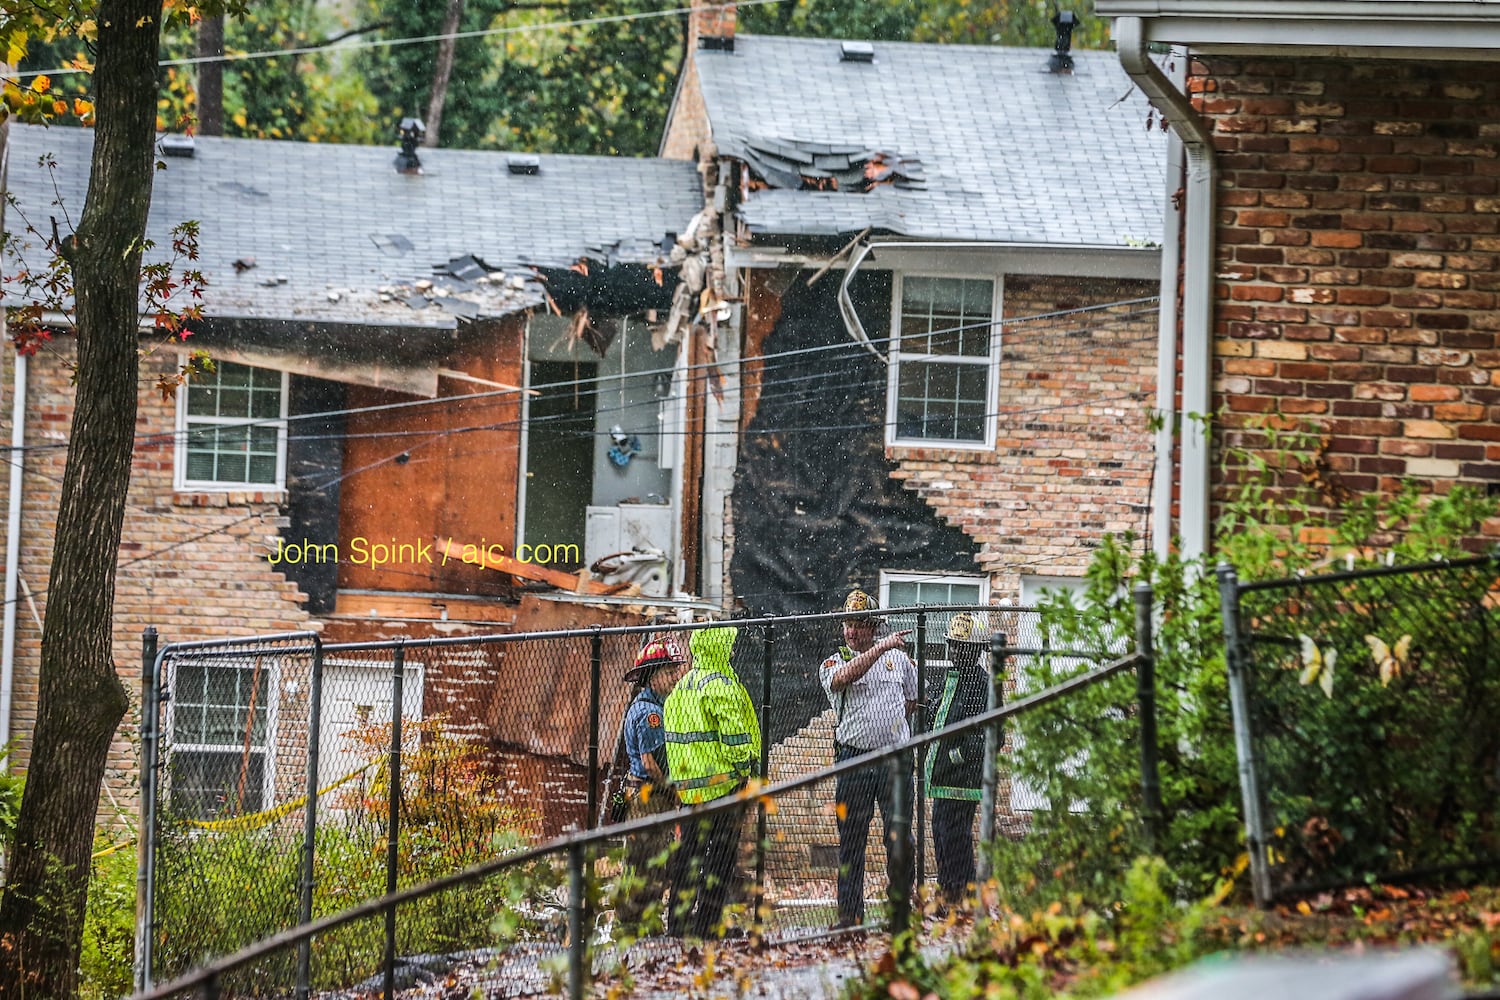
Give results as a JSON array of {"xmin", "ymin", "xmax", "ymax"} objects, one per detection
[
  {"xmin": 1230, "ymin": 548, "xmax": 1499, "ymax": 596},
  {"xmin": 315, "ymin": 603, "xmax": 1061, "ymax": 655},
  {"xmin": 155, "ymin": 630, "xmax": 322, "ymax": 659},
  {"xmin": 127, "ymin": 647, "xmax": 1141, "ymax": 1000}
]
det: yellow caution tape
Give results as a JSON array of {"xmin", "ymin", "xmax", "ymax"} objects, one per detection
[
  {"xmin": 185, "ymin": 760, "xmax": 378, "ymax": 833},
  {"xmin": 93, "ymin": 838, "xmax": 134, "ymax": 860}
]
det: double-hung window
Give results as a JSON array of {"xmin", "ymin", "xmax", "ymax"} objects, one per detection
[
  {"xmin": 168, "ymin": 659, "xmax": 276, "ymax": 819},
  {"xmin": 887, "ymin": 275, "xmax": 999, "ymax": 448},
  {"xmin": 880, "ymin": 571, "xmax": 991, "ymax": 668},
  {"xmin": 176, "ymin": 361, "xmax": 288, "ymax": 490}
]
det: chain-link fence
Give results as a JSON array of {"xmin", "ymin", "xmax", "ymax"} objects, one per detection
[
  {"xmin": 129, "ymin": 609, "xmax": 1154, "ymax": 1000},
  {"xmin": 138, "ymin": 599, "xmax": 1160, "ymax": 993},
  {"xmin": 1218, "ymin": 552, "xmax": 1500, "ymax": 905}
]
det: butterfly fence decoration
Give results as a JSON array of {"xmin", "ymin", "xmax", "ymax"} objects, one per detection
[
  {"xmin": 1364, "ymin": 633, "xmax": 1412, "ymax": 687},
  {"xmin": 1296, "ymin": 634, "xmax": 1336, "ymax": 698}
]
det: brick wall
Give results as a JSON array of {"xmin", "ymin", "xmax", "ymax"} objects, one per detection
[
  {"xmin": 1198, "ymin": 56, "xmax": 1500, "ymax": 533},
  {"xmin": 0, "ymin": 343, "xmax": 312, "ymax": 819},
  {"xmin": 890, "ymin": 276, "xmax": 1160, "ymax": 595}
]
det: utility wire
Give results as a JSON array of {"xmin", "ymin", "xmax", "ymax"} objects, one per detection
[
  {"xmin": 1, "ymin": 297, "xmax": 1160, "ymax": 457},
  {"xmin": 10, "ymin": 0, "xmax": 782, "ymax": 81}
]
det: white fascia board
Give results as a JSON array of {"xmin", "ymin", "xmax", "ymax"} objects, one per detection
[
  {"xmin": 1098, "ymin": 2, "xmax": 1500, "ymax": 52},
  {"xmin": 729, "ymin": 242, "xmax": 1160, "ymax": 281}
]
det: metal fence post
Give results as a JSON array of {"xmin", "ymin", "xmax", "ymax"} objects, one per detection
[
  {"xmin": 295, "ymin": 638, "xmax": 324, "ymax": 1000},
  {"xmin": 753, "ymin": 616, "xmax": 774, "ymax": 937},
  {"xmin": 977, "ymin": 635, "xmax": 1006, "ymax": 882},
  {"xmin": 1217, "ymin": 563, "xmax": 1272, "ymax": 906},
  {"xmin": 1133, "ymin": 583, "xmax": 1162, "ymax": 851},
  {"xmin": 886, "ymin": 749, "xmax": 914, "ymax": 943},
  {"xmin": 568, "ymin": 841, "xmax": 586, "ymax": 1000},
  {"xmin": 383, "ymin": 643, "xmax": 406, "ymax": 1000},
  {"xmin": 914, "ymin": 608, "xmax": 928, "ymax": 891},
  {"xmin": 587, "ymin": 628, "xmax": 603, "ymax": 830},
  {"xmin": 133, "ymin": 626, "xmax": 159, "ymax": 994}
]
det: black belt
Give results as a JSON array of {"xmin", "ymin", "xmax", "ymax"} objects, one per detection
[{"xmin": 835, "ymin": 741, "xmax": 874, "ymax": 754}]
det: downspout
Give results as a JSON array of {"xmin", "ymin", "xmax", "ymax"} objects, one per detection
[
  {"xmin": 1151, "ymin": 53, "xmax": 1186, "ymax": 561},
  {"xmin": 1116, "ymin": 17, "xmax": 1217, "ymax": 560},
  {"xmin": 2, "ymin": 352, "xmax": 25, "ymax": 753}
]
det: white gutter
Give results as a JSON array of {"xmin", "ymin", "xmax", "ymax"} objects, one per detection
[
  {"xmin": 1116, "ymin": 17, "xmax": 1217, "ymax": 560},
  {"xmin": 2, "ymin": 351, "xmax": 25, "ymax": 753}
]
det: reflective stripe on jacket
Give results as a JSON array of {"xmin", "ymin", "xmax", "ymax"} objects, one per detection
[
  {"xmin": 664, "ymin": 627, "xmax": 762, "ymax": 804},
  {"xmin": 924, "ymin": 666, "xmax": 986, "ymax": 802}
]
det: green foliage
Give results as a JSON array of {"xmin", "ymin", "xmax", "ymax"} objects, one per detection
[
  {"xmin": 79, "ymin": 836, "xmax": 138, "ymax": 1000},
  {"xmin": 0, "ymin": 745, "xmax": 24, "ymax": 851},
  {"xmin": 1005, "ymin": 535, "xmax": 1242, "ymax": 902},
  {"xmin": 355, "ymin": 0, "xmax": 684, "ymax": 155},
  {"xmin": 154, "ymin": 0, "xmax": 381, "ymax": 141},
  {"xmin": 1006, "ymin": 416, "xmax": 1498, "ymax": 904},
  {"xmin": 847, "ymin": 857, "xmax": 1217, "ymax": 1000},
  {"xmin": 150, "ymin": 720, "xmax": 563, "ymax": 990},
  {"xmin": 741, "ymin": 0, "xmax": 1112, "ymax": 49}
]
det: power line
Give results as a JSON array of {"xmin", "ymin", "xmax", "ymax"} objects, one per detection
[
  {"xmin": 11, "ymin": 0, "xmax": 784, "ymax": 81},
  {"xmin": 1, "ymin": 297, "xmax": 1161, "ymax": 458}
]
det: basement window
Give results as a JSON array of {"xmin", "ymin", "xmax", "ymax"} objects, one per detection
[
  {"xmin": 167, "ymin": 659, "xmax": 276, "ymax": 819},
  {"xmin": 886, "ymin": 275, "xmax": 999, "ymax": 449},
  {"xmin": 175, "ymin": 361, "xmax": 289, "ymax": 490}
]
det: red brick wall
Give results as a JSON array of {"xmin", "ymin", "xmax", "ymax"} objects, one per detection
[
  {"xmin": 0, "ymin": 343, "xmax": 311, "ymax": 817},
  {"xmin": 889, "ymin": 276, "xmax": 1160, "ymax": 594},
  {"xmin": 1198, "ymin": 55, "xmax": 1500, "ymax": 535}
]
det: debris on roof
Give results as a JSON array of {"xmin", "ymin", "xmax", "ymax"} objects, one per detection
[
  {"xmin": 531, "ymin": 253, "xmax": 681, "ymax": 358},
  {"xmin": 738, "ymin": 136, "xmax": 925, "ymax": 193}
]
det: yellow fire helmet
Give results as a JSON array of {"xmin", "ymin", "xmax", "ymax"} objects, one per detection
[
  {"xmin": 842, "ymin": 589, "xmax": 878, "ymax": 618},
  {"xmin": 945, "ymin": 611, "xmax": 990, "ymax": 646}
]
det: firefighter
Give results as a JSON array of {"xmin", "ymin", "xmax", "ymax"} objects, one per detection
[
  {"xmin": 663, "ymin": 625, "xmax": 760, "ymax": 938},
  {"xmin": 925, "ymin": 612, "xmax": 993, "ymax": 909},
  {"xmin": 615, "ymin": 636, "xmax": 690, "ymax": 931}
]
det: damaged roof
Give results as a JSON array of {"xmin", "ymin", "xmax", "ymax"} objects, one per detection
[
  {"xmin": 691, "ymin": 34, "xmax": 1166, "ymax": 248},
  {"xmin": 2, "ymin": 124, "xmax": 702, "ymax": 331}
]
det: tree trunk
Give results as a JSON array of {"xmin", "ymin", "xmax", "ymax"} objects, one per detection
[
  {"xmin": 422, "ymin": 0, "xmax": 465, "ymax": 147},
  {"xmin": 0, "ymin": 0, "xmax": 162, "ymax": 995},
  {"xmin": 197, "ymin": 15, "xmax": 225, "ymax": 136}
]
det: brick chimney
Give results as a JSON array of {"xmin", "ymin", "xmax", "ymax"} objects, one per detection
[{"xmin": 690, "ymin": 0, "xmax": 736, "ymax": 51}]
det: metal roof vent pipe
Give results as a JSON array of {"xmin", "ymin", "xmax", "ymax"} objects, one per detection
[
  {"xmin": 1049, "ymin": 11, "xmax": 1077, "ymax": 73},
  {"xmin": 395, "ymin": 117, "xmax": 425, "ymax": 174}
]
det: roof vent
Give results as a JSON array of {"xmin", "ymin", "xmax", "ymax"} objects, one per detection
[
  {"xmin": 840, "ymin": 40, "xmax": 875, "ymax": 63},
  {"xmin": 506, "ymin": 153, "xmax": 541, "ymax": 176},
  {"xmin": 394, "ymin": 117, "xmax": 425, "ymax": 174},
  {"xmin": 159, "ymin": 133, "xmax": 196, "ymax": 158},
  {"xmin": 1049, "ymin": 11, "xmax": 1077, "ymax": 73}
]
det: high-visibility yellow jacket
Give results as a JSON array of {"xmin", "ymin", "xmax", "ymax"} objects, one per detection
[{"xmin": 664, "ymin": 627, "xmax": 762, "ymax": 804}]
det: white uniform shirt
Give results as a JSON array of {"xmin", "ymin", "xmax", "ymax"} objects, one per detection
[{"xmin": 820, "ymin": 646, "xmax": 917, "ymax": 750}]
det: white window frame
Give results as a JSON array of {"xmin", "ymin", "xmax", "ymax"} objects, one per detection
[
  {"xmin": 885, "ymin": 272, "xmax": 1001, "ymax": 451},
  {"xmin": 878, "ymin": 570, "xmax": 991, "ymax": 610},
  {"xmin": 174, "ymin": 360, "xmax": 290, "ymax": 491},
  {"xmin": 879, "ymin": 571, "xmax": 992, "ymax": 670},
  {"xmin": 163, "ymin": 657, "xmax": 280, "ymax": 821}
]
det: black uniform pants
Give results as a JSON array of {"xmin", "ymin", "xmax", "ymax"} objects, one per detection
[
  {"xmin": 931, "ymin": 796, "xmax": 979, "ymax": 901},
  {"xmin": 668, "ymin": 798, "xmax": 746, "ymax": 938}
]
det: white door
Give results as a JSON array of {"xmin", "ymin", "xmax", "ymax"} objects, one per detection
[{"xmin": 316, "ymin": 658, "xmax": 424, "ymax": 808}]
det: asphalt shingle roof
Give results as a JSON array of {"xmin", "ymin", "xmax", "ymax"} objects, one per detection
[
  {"xmin": 3, "ymin": 125, "xmax": 703, "ymax": 330},
  {"xmin": 692, "ymin": 34, "xmax": 1167, "ymax": 247}
]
